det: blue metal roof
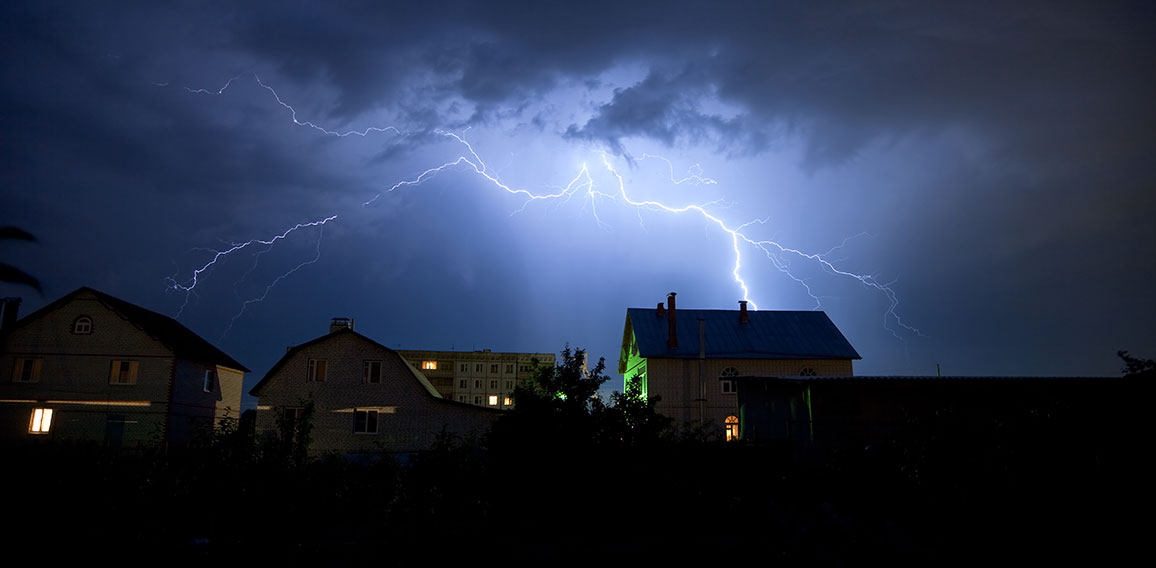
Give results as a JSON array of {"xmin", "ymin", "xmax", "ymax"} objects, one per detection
[{"xmin": 626, "ymin": 308, "xmax": 861, "ymax": 360}]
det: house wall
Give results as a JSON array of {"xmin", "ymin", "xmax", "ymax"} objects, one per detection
[
  {"xmin": 643, "ymin": 356, "xmax": 853, "ymax": 435},
  {"xmin": 167, "ymin": 359, "xmax": 246, "ymax": 443},
  {"xmin": 0, "ymin": 292, "xmax": 174, "ymax": 446},
  {"xmin": 255, "ymin": 333, "xmax": 499, "ymax": 455}
]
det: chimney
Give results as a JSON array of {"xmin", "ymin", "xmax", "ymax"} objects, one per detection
[
  {"xmin": 329, "ymin": 317, "xmax": 353, "ymax": 333},
  {"xmin": 739, "ymin": 300, "xmax": 749, "ymax": 324},
  {"xmin": 656, "ymin": 302, "xmax": 665, "ymax": 317},
  {"xmin": 666, "ymin": 292, "xmax": 678, "ymax": 350},
  {"xmin": 0, "ymin": 297, "xmax": 21, "ymax": 332}
]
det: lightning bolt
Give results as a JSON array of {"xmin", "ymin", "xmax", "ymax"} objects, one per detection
[{"xmin": 164, "ymin": 74, "xmax": 920, "ymax": 340}]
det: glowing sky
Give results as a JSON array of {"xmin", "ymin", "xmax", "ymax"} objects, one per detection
[{"xmin": 2, "ymin": 2, "xmax": 1153, "ymax": 403}]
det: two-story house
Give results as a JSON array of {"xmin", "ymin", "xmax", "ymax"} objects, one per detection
[
  {"xmin": 618, "ymin": 292, "xmax": 860, "ymax": 439},
  {"xmin": 250, "ymin": 319, "xmax": 500, "ymax": 455},
  {"xmin": 0, "ymin": 288, "xmax": 248, "ymax": 448}
]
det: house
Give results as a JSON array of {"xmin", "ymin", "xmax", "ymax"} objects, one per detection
[
  {"xmin": 250, "ymin": 319, "xmax": 500, "ymax": 455},
  {"xmin": 0, "ymin": 288, "xmax": 248, "ymax": 448},
  {"xmin": 618, "ymin": 292, "xmax": 860, "ymax": 439},
  {"xmin": 395, "ymin": 348, "xmax": 555, "ymax": 408}
]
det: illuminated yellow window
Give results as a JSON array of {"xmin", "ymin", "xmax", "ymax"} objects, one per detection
[
  {"xmin": 422, "ymin": 361, "xmax": 437, "ymax": 370},
  {"xmin": 487, "ymin": 395, "xmax": 498, "ymax": 406},
  {"xmin": 29, "ymin": 408, "xmax": 53, "ymax": 434},
  {"xmin": 725, "ymin": 415, "xmax": 739, "ymax": 442},
  {"xmin": 503, "ymin": 396, "xmax": 512, "ymax": 406}
]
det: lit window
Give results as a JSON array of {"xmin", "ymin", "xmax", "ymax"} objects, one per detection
[
  {"xmin": 799, "ymin": 367, "xmax": 817, "ymax": 376},
  {"xmin": 488, "ymin": 395, "xmax": 498, "ymax": 406},
  {"xmin": 13, "ymin": 358, "xmax": 43, "ymax": 383},
  {"xmin": 203, "ymin": 370, "xmax": 214, "ymax": 393},
  {"xmin": 308, "ymin": 359, "xmax": 326, "ymax": 382},
  {"xmin": 503, "ymin": 396, "xmax": 512, "ymax": 406},
  {"xmin": 354, "ymin": 409, "xmax": 378, "ymax": 434},
  {"xmin": 72, "ymin": 316, "xmax": 93, "ymax": 334},
  {"xmin": 725, "ymin": 415, "xmax": 739, "ymax": 442},
  {"xmin": 422, "ymin": 361, "xmax": 437, "ymax": 370},
  {"xmin": 29, "ymin": 408, "xmax": 53, "ymax": 434},
  {"xmin": 364, "ymin": 360, "xmax": 382, "ymax": 383},
  {"xmin": 109, "ymin": 360, "xmax": 138, "ymax": 385}
]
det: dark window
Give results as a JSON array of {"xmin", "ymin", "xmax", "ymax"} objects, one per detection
[
  {"xmin": 354, "ymin": 409, "xmax": 378, "ymax": 433},
  {"xmin": 364, "ymin": 360, "xmax": 382, "ymax": 383},
  {"xmin": 308, "ymin": 359, "xmax": 327, "ymax": 382},
  {"xmin": 72, "ymin": 316, "xmax": 93, "ymax": 335}
]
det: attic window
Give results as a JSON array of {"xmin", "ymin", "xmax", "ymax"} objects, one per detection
[
  {"xmin": 799, "ymin": 367, "xmax": 817, "ymax": 376},
  {"xmin": 719, "ymin": 367, "xmax": 739, "ymax": 395},
  {"xmin": 72, "ymin": 316, "xmax": 93, "ymax": 335}
]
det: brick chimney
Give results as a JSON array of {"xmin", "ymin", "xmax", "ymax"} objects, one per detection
[
  {"xmin": 739, "ymin": 300, "xmax": 749, "ymax": 324},
  {"xmin": 666, "ymin": 292, "xmax": 678, "ymax": 350},
  {"xmin": 656, "ymin": 302, "xmax": 665, "ymax": 317},
  {"xmin": 329, "ymin": 317, "xmax": 353, "ymax": 333},
  {"xmin": 0, "ymin": 297, "xmax": 20, "ymax": 332}
]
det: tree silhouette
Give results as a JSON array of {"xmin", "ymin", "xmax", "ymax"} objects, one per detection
[
  {"xmin": 0, "ymin": 226, "xmax": 41, "ymax": 294},
  {"xmin": 1118, "ymin": 350, "xmax": 1155, "ymax": 378}
]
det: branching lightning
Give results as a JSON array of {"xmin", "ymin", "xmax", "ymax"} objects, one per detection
[{"xmin": 165, "ymin": 73, "xmax": 920, "ymax": 339}]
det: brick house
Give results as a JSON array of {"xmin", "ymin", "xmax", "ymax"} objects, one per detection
[
  {"xmin": 618, "ymin": 292, "xmax": 860, "ymax": 439},
  {"xmin": 250, "ymin": 320, "xmax": 500, "ymax": 456},
  {"xmin": 0, "ymin": 288, "xmax": 248, "ymax": 448}
]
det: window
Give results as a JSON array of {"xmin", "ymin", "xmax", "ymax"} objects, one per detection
[
  {"xmin": 109, "ymin": 360, "xmax": 138, "ymax": 385},
  {"xmin": 504, "ymin": 380, "xmax": 513, "ymax": 390},
  {"xmin": 519, "ymin": 365, "xmax": 530, "ymax": 373},
  {"xmin": 72, "ymin": 316, "xmax": 93, "ymax": 335},
  {"xmin": 458, "ymin": 379, "xmax": 468, "ymax": 389},
  {"xmin": 505, "ymin": 364, "xmax": 513, "ymax": 373},
  {"xmin": 364, "ymin": 360, "xmax": 382, "ymax": 383},
  {"xmin": 354, "ymin": 409, "xmax": 378, "ymax": 434},
  {"xmin": 719, "ymin": 367, "xmax": 739, "ymax": 395},
  {"xmin": 503, "ymin": 396, "xmax": 512, "ymax": 406},
  {"xmin": 489, "ymin": 379, "xmax": 497, "ymax": 389},
  {"xmin": 29, "ymin": 408, "xmax": 53, "ymax": 434},
  {"xmin": 422, "ymin": 361, "xmax": 438, "ymax": 370},
  {"xmin": 725, "ymin": 415, "xmax": 739, "ymax": 442},
  {"xmin": 488, "ymin": 395, "xmax": 498, "ymax": 406},
  {"xmin": 489, "ymin": 364, "xmax": 498, "ymax": 374},
  {"xmin": 457, "ymin": 395, "xmax": 469, "ymax": 403},
  {"xmin": 13, "ymin": 358, "xmax": 42, "ymax": 383},
  {"xmin": 473, "ymin": 396, "xmax": 482, "ymax": 405},
  {"xmin": 475, "ymin": 364, "xmax": 483, "ymax": 373},
  {"xmin": 308, "ymin": 359, "xmax": 327, "ymax": 382},
  {"xmin": 282, "ymin": 407, "xmax": 304, "ymax": 434},
  {"xmin": 460, "ymin": 363, "xmax": 468, "ymax": 373},
  {"xmin": 203, "ymin": 370, "xmax": 214, "ymax": 393},
  {"xmin": 474, "ymin": 380, "xmax": 482, "ymax": 389},
  {"xmin": 799, "ymin": 367, "xmax": 817, "ymax": 376}
]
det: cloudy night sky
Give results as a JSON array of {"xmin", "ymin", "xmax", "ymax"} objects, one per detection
[{"xmin": 2, "ymin": 1, "xmax": 1153, "ymax": 404}]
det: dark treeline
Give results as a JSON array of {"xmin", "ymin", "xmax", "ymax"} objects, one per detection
[{"xmin": 5, "ymin": 348, "xmax": 1147, "ymax": 565}]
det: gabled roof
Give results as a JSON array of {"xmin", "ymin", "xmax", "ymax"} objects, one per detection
[
  {"xmin": 7, "ymin": 286, "xmax": 248, "ymax": 371},
  {"xmin": 623, "ymin": 307, "xmax": 861, "ymax": 366},
  {"xmin": 249, "ymin": 327, "xmax": 444, "ymax": 400}
]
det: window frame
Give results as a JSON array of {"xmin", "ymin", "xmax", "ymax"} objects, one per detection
[
  {"xmin": 13, "ymin": 358, "xmax": 43, "ymax": 383},
  {"xmin": 203, "ymin": 369, "xmax": 215, "ymax": 393},
  {"xmin": 72, "ymin": 315, "xmax": 93, "ymax": 335},
  {"xmin": 307, "ymin": 359, "xmax": 327, "ymax": 382},
  {"xmin": 363, "ymin": 360, "xmax": 382, "ymax": 384},
  {"xmin": 421, "ymin": 360, "xmax": 438, "ymax": 371},
  {"xmin": 353, "ymin": 409, "xmax": 379, "ymax": 434},
  {"xmin": 725, "ymin": 415, "xmax": 739, "ymax": 442},
  {"xmin": 109, "ymin": 360, "xmax": 139, "ymax": 385},
  {"xmin": 29, "ymin": 408, "xmax": 53, "ymax": 434}
]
